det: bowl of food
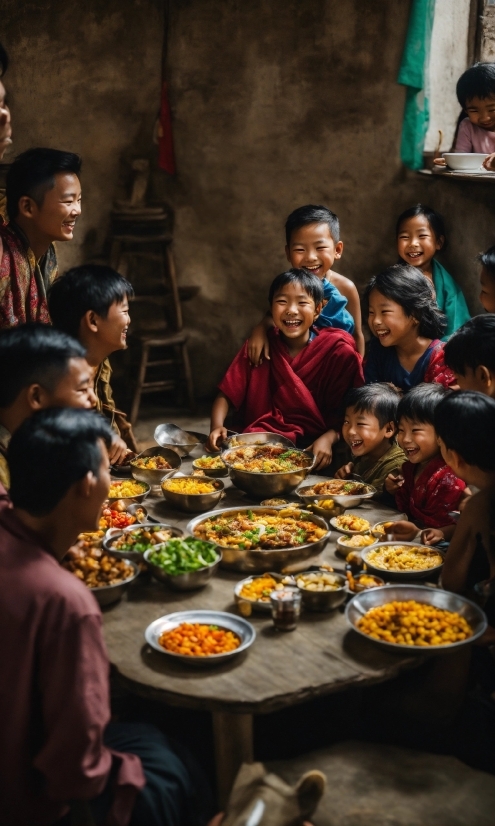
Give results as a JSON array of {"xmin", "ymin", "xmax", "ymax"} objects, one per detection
[
  {"xmin": 192, "ymin": 455, "xmax": 228, "ymax": 477},
  {"xmin": 154, "ymin": 424, "xmax": 207, "ymax": 457},
  {"xmin": 144, "ymin": 609, "xmax": 255, "ymax": 666},
  {"xmin": 188, "ymin": 505, "xmax": 330, "ymax": 572},
  {"xmin": 99, "ymin": 500, "xmax": 148, "ymax": 532},
  {"xmin": 371, "ymin": 520, "xmax": 401, "ymax": 539},
  {"xmin": 62, "ymin": 545, "xmax": 139, "ymax": 607},
  {"xmin": 144, "ymin": 537, "xmax": 221, "ymax": 590},
  {"xmin": 234, "ymin": 572, "xmax": 285, "ymax": 615},
  {"xmin": 260, "ymin": 498, "xmax": 291, "ymax": 507},
  {"xmin": 221, "ymin": 444, "xmax": 315, "ymax": 498},
  {"xmin": 346, "ymin": 571, "xmax": 385, "ymax": 593},
  {"xmin": 330, "ymin": 513, "xmax": 371, "ymax": 535},
  {"xmin": 442, "ymin": 152, "xmax": 488, "ymax": 171},
  {"xmin": 361, "ymin": 542, "xmax": 445, "ymax": 581},
  {"xmin": 336, "ymin": 533, "xmax": 377, "ymax": 555},
  {"xmin": 306, "ymin": 498, "xmax": 345, "ymax": 520},
  {"xmin": 130, "ymin": 447, "xmax": 181, "ymax": 485},
  {"xmin": 103, "ymin": 523, "xmax": 183, "ymax": 562},
  {"xmin": 346, "ymin": 584, "xmax": 487, "ymax": 652},
  {"xmin": 294, "ymin": 570, "xmax": 347, "ymax": 611},
  {"xmin": 222, "ymin": 432, "xmax": 295, "ymax": 450},
  {"xmin": 296, "ymin": 479, "xmax": 376, "ymax": 508},
  {"xmin": 161, "ymin": 475, "xmax": 225, "ymax": 513},
  {"xmin": 108, "ymin": 479, "xmax": 150, "ymax": 505}
]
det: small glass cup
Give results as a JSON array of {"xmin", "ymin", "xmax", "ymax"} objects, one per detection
[{"xmin": 270, "ymin": 586, "xmax": 302, "ymax": 631}]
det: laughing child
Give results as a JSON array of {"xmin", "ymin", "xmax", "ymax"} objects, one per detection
[
  {"xmin": 477, "ymin": 245, "xmax": 495, "ymax": 313},
  {"xmin": 335, "ymin": 383, "xmax": 405, "ymax": 500},
  {"xmin": 396, "ymin": 204, "xmax": 470, "ymax": 339},
  {"xmin": 364, "ymin": 264, "xmax": 455, "ymax": 392},
  {"xmin": 444, "ymin": 314, "xmax": 495, "ymax": 398},
  {"xmin": 248, "ymin": 205, "xmax": 365, "ymax": 361},
  {"xmin": 384, "ymin": 383, "xmax": 466, "ymax": 544},
  {"xmin": 207, "ymin": 268, "xmax": 364, "ymax": 471}
]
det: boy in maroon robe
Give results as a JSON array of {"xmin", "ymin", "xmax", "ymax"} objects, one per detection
[{"xmin": 207, "ymin": 269, "xmax": 364, "ymax": 470}]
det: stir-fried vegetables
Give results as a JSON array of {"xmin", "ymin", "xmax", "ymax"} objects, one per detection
[{"xmin": 148, "ymin": 537, "xmax": 219, "ymax": 575}]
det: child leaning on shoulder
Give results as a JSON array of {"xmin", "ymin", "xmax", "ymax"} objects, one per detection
[
  {"xmin": 396, "ymin": 204, "xmax": 470, "ymax": 339},
  {"xmin": 384, "ymin": 383, "xmax": 467, "ymax": 545},
  {"xmin": 247, "ymin": 204, "xmax": 365, "ymax": 363},
  {"xmin": 207, "ymin": 268, "xmax": 363, "ymax": 471},
  {"xmin": 335, "ymin": 383, "xmax": 405, "ymax": 503},
  {"xmin": 364, "ymin": 264, "xmax": 455, "ymax": 392},
  {"xmin": 444, "ymin": 314, "xmax": 495, "ymax": 398}
]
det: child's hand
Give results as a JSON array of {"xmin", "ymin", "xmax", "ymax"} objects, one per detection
[
  {"xmin": 385, "ymin": 472, "xmax": 404, "ymax": 494},
  {"xmin": 308, "ymin": 433, "xmax": 335, "ymax": 471},
  {"xmin": 335, "ymin": 461, "xmax": 354, "ymax": 480},
  {"xmin": 483, "ymin": 153, "xmax": 495, "ymax": 171},
  {"xmin": 108, "ymin": 435, "xmax": 129, "ymax": 465},
  {"xmin": 433, "ymin": 157, "xmax": 446, "ymax": 167},
  {"xmin": 206, "ymin": 427, "xmax": 227, "ymax": 452},
  {"xmin": 388, "ymin": 520, "xmax": 419, "ymax": 542},
  {"xmin": 421, "ymin": 527, "xmax": 445, "ymax": 545},
  {"xmin": 459, "ymin": 487, "xmax": 472, "ymax": 511},
  {"xmin": 247, "ymin": 324, "xmax": 270, "ymax": 366}
]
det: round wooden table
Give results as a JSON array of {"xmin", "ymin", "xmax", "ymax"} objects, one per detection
[{"xmin": 101, "ymin": 460, "xmax": 416, "ymax": 803}]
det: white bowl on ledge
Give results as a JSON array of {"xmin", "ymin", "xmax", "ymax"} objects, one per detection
[{"xmin": 442, "ymin": 152, "xmax": 488, "ymax": 171}]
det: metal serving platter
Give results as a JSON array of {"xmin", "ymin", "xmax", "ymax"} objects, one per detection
[
  {"xmin": 361, "ymin": 542, "xmax": 445, "ymax": 582},
  {"xmin": 154, "ymin": 424, "xmax": 207, "ymax": 457},
  {"xmin": 221, "ymin": 446, "xmax": 315, "ymax": 498},
  {"xmin": 221, "ymin": 432, "xmax": 295, "ymax": 450},
  {"xmin": 187, "ymin": 505, "xmax": 331, "ymax": 572},
  {"xmin": 296, "ymin": 481, "xmax": 376, "ymax": 508},
  {"xmin": 346, "ymin": 584, "xmax": 487, "ymax": 654},
  {"xmin": 144, "ymin": 609, "xmax": 255, "ymax": 666}
]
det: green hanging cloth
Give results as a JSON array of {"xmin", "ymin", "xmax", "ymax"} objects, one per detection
[{"xmin": 398, "ymin": 0, "xmax": 436, "ymax": 170}]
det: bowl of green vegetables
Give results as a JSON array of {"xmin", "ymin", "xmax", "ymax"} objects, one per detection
[{"xmin": 143, "ymin": 537, "xmax": 222, "ymax": 590}]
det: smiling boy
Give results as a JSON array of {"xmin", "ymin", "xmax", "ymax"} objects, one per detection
[
  {"xmin": 0, "ymin": 148, "xmax": 81, "ymax": 327},
  {"xmin": 208, "ymin": 269, "xmax": 363, "ymax": 470},
  {"xmin": 444, "ymin": 315, "xmax": 495, "ymax": 398},
  {"xmin": 48, "ymin": 264, "xmax": 137, "ymax": 459}
]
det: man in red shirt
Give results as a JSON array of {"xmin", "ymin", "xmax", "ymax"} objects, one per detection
[{"xmin": 0, "ymin": 408, "xmax": 211, "ymax": 826}]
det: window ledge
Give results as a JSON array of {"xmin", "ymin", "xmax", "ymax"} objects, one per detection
[{"xmin": 418, "ymin": 168, "xmax": 495, "ymax": 182}]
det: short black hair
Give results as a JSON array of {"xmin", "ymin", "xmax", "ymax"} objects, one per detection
[
  {"xmin": 456, "ymin": 63, "xmax": 495, "ymax": 109},
  {"xmin": 396, "ymin": 204, "xmax": 446, "ymax": 244},
  {"xmin": 0, "ymin": 324, "xmax": 86, "ymax": 408},
  {"xmin": 364, "ymin": 264, "xmax": 446, "ymax": 339},
  {"xmin": 444, "ymin": 315, "xmax": 495, "ymax": 376},
  {"xmin": 285, "ymin": 204, "xmax": 340, "ymax": 247},
  {"xmin": 6, "ymin": 148, "xmax": 82, "ymax": 221},
  {"xmin": 478, "ymin": 245, "xmax": 495, "ymax": 281},
  {"xmin": 397, "ymin": 382, "xmax": 450, "ymax": 426},
  {"xmin": 0, "ymin": 43, "xmax": 8, "ymax": 77},
  {"xmin": 8, "ymin": 408, "xmax": 113, "ymax": 516},
  {"xmin": 434, "ymin": 391, "xmax": 495, "ymax": 471},
  {"xmin": 268, "ymin": 268, "xmax": 324, "ymax": 307},
  {"xmin": 48, "ymin": 264, "xmax": 134, "ymax": 339},
  {"xmin": 344, "ymin": 383, "xmax": 401, "ymax": 429}
]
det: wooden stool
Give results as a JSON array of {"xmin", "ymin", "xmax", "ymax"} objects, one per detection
[{"xmin": 130, "ymin": 331, "xmax": 195, "ymax": 426}]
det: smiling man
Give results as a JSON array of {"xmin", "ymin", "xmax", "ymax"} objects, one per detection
[{"xmin": 0, "ymin": 148, "xmax": 81, "ymax": 327}]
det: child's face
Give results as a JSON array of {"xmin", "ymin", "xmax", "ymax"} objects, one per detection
[
  {"xmin": 453, "ymin": 365, "xmax": 495, "ymax": 399},
  {"xmin": 397, "ymin": 215, "xmax": 443, "ymax": 271},
  {"xmin": 464, "ymin": 95, "xmax": 495, "ymax": 131},
  {"xmin": 368, "ymin": 289, "xmax": 418, "ymax": 347},
  {"xmin": 397, "ymin": 417, "xmax": 439, "ymax": 465},
  {"xmin": 286, "ymin": 222, "xmax": 343, "ymax": 279},
  {"xmin": 342, "ymin": 406, "xmax": 394, "ymax": 458},
  {"xmin": 32, "ymin": 357, "xmax": 96, "ymax": 411},
  {"xmin": 89, "ymin": 299, "xmax": 130, "ymax": 354},
  {"xmin": 480, "ymin": 267, "xmax": 495, "ymax": 313},
  {"xmin": 21, "ymin": 172, "xmax": 82, "ymax": 243},
  {"xmin": 271, "ymin": 282, "xmax": 319, "ymax": 341}
]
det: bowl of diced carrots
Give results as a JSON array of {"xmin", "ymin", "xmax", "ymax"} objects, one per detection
[{"xmin": 144, "ymin": 609, "xmax": 256, "ymax": 666}]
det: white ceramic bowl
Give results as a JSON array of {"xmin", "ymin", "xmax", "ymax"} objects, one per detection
[{"xmin": 443, "ymin": 152, "xmax": 488, "ymax": 171}]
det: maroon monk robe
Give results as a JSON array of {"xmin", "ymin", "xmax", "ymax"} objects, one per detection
[
  {"xmin": 0, "ymin": 509, "xmax": 145, "ymax": 826},
  {"xmin": 219, "ymin": 327, "xmax": 364, "ymax": 444}
]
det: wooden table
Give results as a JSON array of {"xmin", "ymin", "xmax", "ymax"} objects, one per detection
[{"xmin": 102, "ymin": 462, "xmax": 415, "ymax": 804}]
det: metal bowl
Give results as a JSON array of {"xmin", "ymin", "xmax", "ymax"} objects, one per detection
[
  {"xmin": 307, "ymin": 500, "xmax": 345, "ymax": 520},
  {"xmin": 222, "ymin": 446, "xmax": 315, "ymax": 498},
  {"xmin": 370, "ymin": 519, "xmax": 402, "ymax": 539},
  {"xmin": 130, "ymin": 447, "xmax": 181, "ymax": 486},
  {"xmin": 346, "ymin": 584, "xmax": 487, "ymax": 653},
  {"xmin": 234, "ymin": 572, "xmax": 286, "ymax": 615},
  {"xmin": 154, "ymin": 423, "xmax": 207, "ymax": 457},
  {"xmin": 191, "ymin": 456, "xmax": 228, "ymax": 477},
  {"xmin": 362, "ymin": 542, "xmax": 445, "ymax": 581},
  {"xmin": 161, "ymin": 476, "xmax": 225, "ymax": 513},
  {"xmin": 143, "ymin": 545, "xmax": 221, "ymax": 590},
  {"xmin": 89, "ymin": 559, "xmax": 139, "ymax": 607},
  {"xmin": 222, "ymin": 432, "xmax": 296, "ymax": 450},
  {"xmin": 330, "ymin": 516, "xmax": 372, "ymax": 536},
  {"xmin": 187, "ymin": 505, "xmax": 331, "ymax": 572},
  {"xmin": 346, "ymin": 572, "xmax": 385, "ymax": 593},
  {"xmin": 336, "ymin": 535, "xmax": 377, "ymax": 554},
  {"xmin": 107, "ymin": 481, "xmax": 151, "ymax": 507},
  {"xmin": 294, "ymin": 570, "xmax": 347, "ymax": 612},
  {"xmin": 144, "ymin": 609, "xmax": 256, "ymax": 667},
  {"xmin": 296, "ymin": 482, "xmax": 376, "ymax": 509},
  {"xmin": 103, "ymin": 523, "xmax": 184, "ymax": 562}
]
